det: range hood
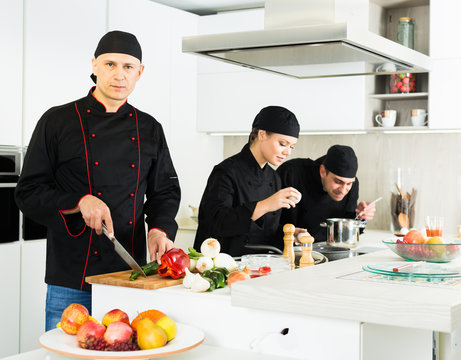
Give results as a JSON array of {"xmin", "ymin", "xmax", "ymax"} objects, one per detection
[{"xmin": 182, "ymin": 0, "xmax": 431, "ymax": 79}]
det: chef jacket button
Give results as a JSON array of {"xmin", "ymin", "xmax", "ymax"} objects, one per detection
[
  {"xmin": 130, "ymin": 193, "xmax": 134, "ymax": 197},
  {"xmin": 129, "ymin": 113, "xmax": 133, "ymax": 117},
  {"xmin": 97, "ymin": 192, "xmax": 102, "ymax": 196},
  {"xmin": 91, "ymin": 133, "xmax": 96, "ymax": 138},
  {"xmin": 94, "ymin": 250, "xmax": 98, "ymax": 255},
  {"xmin": 87, "ymin": 109, "xmax": 90, "ymax": 113},
  {"xmin": 131, "ymin": 137, "xmax": 135, "ymax": 141},
  {"xmin": 128, "ymin": 221, "xmax": 133, "ymax": 225},
  {"xmin": 130, "ymin": 164, "xmax": 135, "ymax": 168},
  {"xmin": 94, "ymin": 161, "xmax": 99, "ymax": 166}
]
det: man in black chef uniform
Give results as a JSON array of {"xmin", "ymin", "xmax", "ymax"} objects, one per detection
[
  {"xmin": 15, "ymin": 31, "xmax": 181, "ymax": 330},
  {"xmin": 277, "ymin": 145, "xmax": 376, "ymax": 242}
]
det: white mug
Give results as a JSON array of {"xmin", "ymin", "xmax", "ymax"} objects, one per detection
[
  {"xmin": 375, "ymin": 110, "xmax": 397, "ymax": 127},
  {"xmin": 410, "ymin": 109, "xmax": 428, "ymax": 126}
]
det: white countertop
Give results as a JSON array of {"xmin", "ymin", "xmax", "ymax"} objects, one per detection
[
  {"xmin": 1, "ymin": 345, "xmax": 287, "ymax": 360},
  {"xmin": 232, "ymin": 229, "xmax": 461, "ymax": 333}
]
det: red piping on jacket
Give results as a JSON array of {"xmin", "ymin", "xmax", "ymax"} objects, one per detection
[
  {"xmin": 131, "ymin": 107, "xmax": 141, "ymax": 256},
  {"xmin": 75, "ymin": 102, "xmax": 94, "ymax": 290}
]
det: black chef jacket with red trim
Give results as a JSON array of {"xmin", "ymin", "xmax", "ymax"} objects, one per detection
[
  {"xmin": 194, "ymin": 144, "xmax": 282, "ymax": 257},
  {"xmin": 15, "ymin": 89, "xmax": 180, "ymax": 291},
  {"xmin": 277, "ymin": 156, "xmax": 359, "ymax": 243}
]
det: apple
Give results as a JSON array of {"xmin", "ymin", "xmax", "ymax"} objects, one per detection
[
  {"xmin": 77, "ymin": 320, "xmax": 106, "ymax": 349},
  {"xmin": 60, "ymin": 303, "xmax": 89, "ymax": 335},
  {"xmin": 103, "ymin": 321, "xmax": 133, "ymax": 345},
  {"xmin": 403, "ymin": 230, "xmax": 425, "ymax": 244},
  {"xmin": 102, "ymin": 309, "xmax": 130, "ymax": 327}
]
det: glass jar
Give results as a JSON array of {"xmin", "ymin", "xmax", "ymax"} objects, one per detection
[
  {"xmin": 397, "ymin": 17, "xmax": 414, "ymax": 49},
  {"xmin": 389, "ymin": 73, "xmax": 416, "ymax": 93}
]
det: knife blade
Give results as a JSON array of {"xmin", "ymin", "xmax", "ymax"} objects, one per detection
[{"xmin": 102, "ymin": 224, "xmax": 147, "ymax": 277}]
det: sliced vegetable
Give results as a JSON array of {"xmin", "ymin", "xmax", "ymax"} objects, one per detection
[
  {"xmin": 158, "ymin": 248, "xmax": 190, "ymax": 279},
  {"xmin": 129, "ymin": 261, "xmax": 160, "ymax": 281},
  {"xmin": 200, "ymin": 238, "xmax": 221, "ymax": 258}
]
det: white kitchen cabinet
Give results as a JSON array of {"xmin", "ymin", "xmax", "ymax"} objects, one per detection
[
  {"xmin": 430, "ymin": 0, "xmax": 461, "ymax": 60},
  {"xmin": 19, "ymin": 240, "xmax": 47, "ymax": 353},
  {"xmin": 0, "ymin": 242, "xmax": 20, "ymax": 358},
  {"xmin": 0, "ymin": 0, "xmax": 22, "ymax": 146},
  {"xmin": 23, "ymin": 0, "xmax": 106, "ymax": 146}
]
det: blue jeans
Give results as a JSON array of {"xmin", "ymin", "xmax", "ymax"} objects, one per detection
[{"xmin": 45, "ymin": 284, "xmax": 92, "ymax": 331}]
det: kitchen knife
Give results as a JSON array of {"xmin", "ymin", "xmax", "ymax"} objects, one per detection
[{"xmin": 102, "ymin": 223, "xmax": 147, "ymax": 277}]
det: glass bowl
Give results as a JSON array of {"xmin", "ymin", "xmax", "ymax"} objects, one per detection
[
  {"xmin": 383, "ymin": 239, "xmax": 461, "ymax": 263},
  {"xmin": 239, "ymin": 254, "xmax": 291, "ymax": 278}
]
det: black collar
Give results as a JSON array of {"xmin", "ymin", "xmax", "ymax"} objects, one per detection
[{"xmin": 84, "ymin": 87, "xmax": 131, "ymax": 116}]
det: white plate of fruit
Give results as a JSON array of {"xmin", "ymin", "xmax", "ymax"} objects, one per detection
[{"xmin": 39, "ymin": 304, "xmax": 205, "ymax": 359}]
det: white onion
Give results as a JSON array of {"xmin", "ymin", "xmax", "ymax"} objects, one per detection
[
  {"xmin": 200, "ymin": 238, "xmax": 221, "ymax": 258},
  {"xmin": 213, "ymin": 253, "xmax": 238, "ymax": 272},
  {"xmin": 196, "ymin": 256, "xmax": 214, "ymax": 273}
]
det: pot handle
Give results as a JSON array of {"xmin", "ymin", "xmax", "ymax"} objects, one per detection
[
  {"xmin": 358, "ymin": 221, "xmax": 367, "ymax": 228},
  {"xmin": 320, "ymin": 222, "xmax": 327, "ymax": 227}
]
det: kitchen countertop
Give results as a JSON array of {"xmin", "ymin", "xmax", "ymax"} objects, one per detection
[
  {"xmin": 1, "ymin": 345, "xmax": 287, "ymax": 360},
  {"xmin": 231, "ymin": 229, "xmax": 461, "ymax": 333}
]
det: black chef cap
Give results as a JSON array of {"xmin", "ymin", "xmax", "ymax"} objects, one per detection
[
  {"xmin": 252, "ymin": 106, "xmax": 300, "ymax": 138},
  {"xmin": 323, "ymin": 145, "xmax": 358, "ymax": 178},
  {"xmin": 91, "ymin": 30, "xmax": 142, "ymax": 83}
]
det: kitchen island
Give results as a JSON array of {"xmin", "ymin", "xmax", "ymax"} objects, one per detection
[{"xmin": 5, "ymin": 231, "xmax": 461, "ymax": 360}]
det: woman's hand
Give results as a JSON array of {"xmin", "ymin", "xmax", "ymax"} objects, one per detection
[{"xmin": 252, "ymin": 187, "xmax": 301, "ymax": 221}]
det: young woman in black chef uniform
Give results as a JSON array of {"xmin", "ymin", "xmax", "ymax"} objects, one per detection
[{"xmin": 194, "ymin": 106, "xmax": 304, "ymax": 257}]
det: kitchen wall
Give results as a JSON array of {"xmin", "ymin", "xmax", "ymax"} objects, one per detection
[{"xmin": 224, "ymin": 132, "xmax": 461, "ymax": 236}]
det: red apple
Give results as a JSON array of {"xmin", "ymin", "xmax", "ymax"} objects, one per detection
[
  {"xmin": 103, "ymin": 321, "xmax": 133, "ymax": 345},
  {"xmin": 77, "ymin": 320, "xmax": 106, "ymax": 349},
  {"xmin": 102, "ymin": 309, "xmax": 130, "ymax": 327},
  {"xmin": 60, "ymin": 303, "xmax": 89, "ymax": 335},
  {"xmin": 403, "ymin": 230, "xmax": 425, "ymax": 244}
]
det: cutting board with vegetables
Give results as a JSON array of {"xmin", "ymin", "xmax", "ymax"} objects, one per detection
[{"xmin": 85, "ymin": 270, "xmax": 183, "ymax": 289}]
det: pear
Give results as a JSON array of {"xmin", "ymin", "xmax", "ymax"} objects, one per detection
[{"xmin": 136, "ymin": 318, "xmax": 167, "ymax": 350}]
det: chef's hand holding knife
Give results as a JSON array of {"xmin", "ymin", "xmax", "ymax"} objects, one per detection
[{"xmin": 65, "ymin": 194, "xmax": 173, "ymax": 262}]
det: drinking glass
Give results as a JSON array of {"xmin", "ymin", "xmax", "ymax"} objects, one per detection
[{"xmin": 425, "ymin": 216, "xmax": 444, "ymax": 237}]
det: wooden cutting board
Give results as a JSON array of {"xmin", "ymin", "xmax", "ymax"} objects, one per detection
[{"xmin": 85, "ymin": 270, "xmax": 183, "ymax": 289}]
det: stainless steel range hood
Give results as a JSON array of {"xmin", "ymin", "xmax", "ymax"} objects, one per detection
[{"xmin": 182, "ymin": 0, "xmax": 431, "ymax": 79}]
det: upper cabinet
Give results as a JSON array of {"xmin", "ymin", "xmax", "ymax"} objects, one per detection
[
  {"xmin": 23, "ymin": 0, "xmax": 107, "ymax": 146},
  {"xmin": 428, "ymin": 0, "xmax": 461, "ymax": 129},
  {"xmin": 367, "ymin": 1, "xmax": 430, "ymax": 129},
  {"xmin": 0, "ymin": 0, "xmax": 23, "ymax": 146}
]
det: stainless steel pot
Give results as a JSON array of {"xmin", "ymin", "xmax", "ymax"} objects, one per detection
[{"xmin": 320, "ymin": 218, "xmax": 366, "ymax": 248}]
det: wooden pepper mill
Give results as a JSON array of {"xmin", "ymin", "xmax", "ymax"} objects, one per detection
[
  {"xmin": 283, "ymin": 223, "xmax": 295, "ymax": 270},
  {"xmin": 298, "ymin": 233, "xmax": 315, "ymax": 268}
]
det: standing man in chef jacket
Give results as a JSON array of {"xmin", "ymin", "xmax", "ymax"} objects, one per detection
[
  {"xmin": 15, "ymin": 31, "xmax": 180, "ymax": 330},
  {"xmin": 277, "ymin": 145, "xmax": 376, "ymax": 242}
]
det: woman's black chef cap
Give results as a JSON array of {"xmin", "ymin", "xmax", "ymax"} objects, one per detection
[
  {"xmin": 91, "ymin": 30, "xmax": 142, "ymax": 83},
  {"xmin": 323, "ymin": 145, "xmax": 358, "ymax": 178},
  {"xmin": 252, "ymin": 106, "xmax": 300, "ymax": 138}
]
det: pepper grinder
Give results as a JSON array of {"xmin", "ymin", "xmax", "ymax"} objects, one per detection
[
  {"xmin": 298, "ymin": 233, "xmax": 315, "ymax": 268},
  {"xmin": 283, "ymin": 223, "xmax": 295, "ymax": 270}
]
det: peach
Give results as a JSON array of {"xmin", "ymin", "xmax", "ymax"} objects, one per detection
[
  {"xmin": 60, "ymin": 303, "xmax": 89, "ymax": 335},
  {"xmin": 403, "ymin": 229, "xmax": 425, "ymax": 244},
  {"xmin": 102, "ymin": 309, "xmax": 130, "ymax": 327},
  {"xmin": 103, "ymin": 321, "xmax": 133, "ymax": 345},
  {"xmin": 76, "ymin": 320, "xmax": 106, "ymax": 349}
]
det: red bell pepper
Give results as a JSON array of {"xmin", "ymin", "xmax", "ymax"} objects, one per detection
[{"xmin": 158, "ymin": 248, "xmax": 190, "ymax": 279}]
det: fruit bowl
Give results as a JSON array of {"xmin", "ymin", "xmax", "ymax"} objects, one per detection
[{"xmin": 383, "ymin": 239, "xmax": 461, "ymax": 263}]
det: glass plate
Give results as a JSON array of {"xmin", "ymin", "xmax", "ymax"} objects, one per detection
[
  {"xmin": 363, "ymin": 262, "xmax": 461, "ymax": 279},
  {"xmin": 39, "ymin": 323, "xmax": 204, "ymax": 359}
]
